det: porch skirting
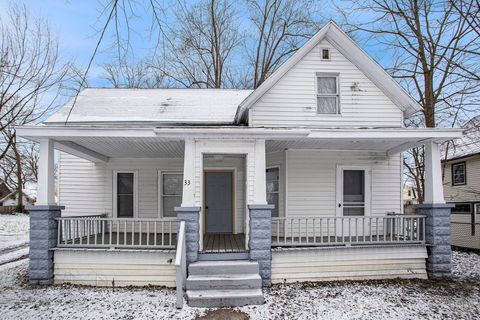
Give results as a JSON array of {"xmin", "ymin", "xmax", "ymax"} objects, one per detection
[
  {"xmin": 271, "ymin": 245, "xmax": 428, "ymax": 283},
  {"xmin": 53, "ymin": 248, "xmax": 176, "ymax": 287}
]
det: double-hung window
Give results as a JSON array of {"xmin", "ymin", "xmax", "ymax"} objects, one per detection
[
  {"xmin": 114, "ymin": 171, "xmax": 136, "ymax": 218},
  {"xmin": 316, "ymin": 75, "xmax": 339, "ymax": 114},
  {"xmin": 161, "ymin": 172, "xmax": 183, "ymax": 218},
  {"xmin": 266, "ymin": 167, "xmax": 279, "ymax": 217},
  {"xmin": 452, "ymin": 162, "xmax": 466, "ymax": 186}
]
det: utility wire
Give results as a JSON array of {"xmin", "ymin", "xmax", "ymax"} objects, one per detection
[{"xmin": 64, "ymin": 0, "xmax": 118, "ymax": 125}]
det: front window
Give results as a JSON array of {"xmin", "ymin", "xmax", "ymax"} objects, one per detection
[
  {"xmin": 161, "ymin": 173, "xmax": 183, "ymax": 218},
  {"xmin": 316, "ymin": 75, "xmax": 339, "ymax": 114},
  {"xmin": 115, "ymin": 172, "xmax": 135, "ymax": 218},
  {"xmin": 452, "ymin": 162, "xmax": 466, "ymax": 186},
  {"xmin": 266, "ymin": 167, "xmax": 279, "ymax": 217}
]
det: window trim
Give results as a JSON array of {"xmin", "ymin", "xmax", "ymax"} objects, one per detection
[
  {"xmin": 266, "ymin": 165, "xmax": 281, "ymax": 218},
  {"xmin": 315, "ymin": 73, "xmax": 340, "ymax": 115},
  {"xmin": 112, "ymin": 170, "xmax": 138, "ymax": 218},
  {"xmin": 335, "ymin": 165, "xmax": 372, "ymax": 217},
  {"xmin": 158, "ymin": 171, "xmax": 183, "ymax": 219},
  {"xmin": 451, "ymin": 161, "xmax": 466, "ymax": 186}
]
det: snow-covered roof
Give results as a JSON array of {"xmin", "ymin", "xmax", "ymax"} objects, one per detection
[
  {"xmin": 443, "ymin": 116, "xmax": 480, "ymax": 160},
  {"xmin": 45, "ymin": 88, "xmax": 253, "ymax": 125}
]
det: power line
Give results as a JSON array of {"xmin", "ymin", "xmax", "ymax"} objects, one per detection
[{"xmin": 64, "ymin": 0, "xmax": 118, "ymax": 125}]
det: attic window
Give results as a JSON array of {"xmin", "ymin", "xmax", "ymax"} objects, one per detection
[
  {"xmin": 322, "ymin": 48, "xmax": 330, "ymax": 60},
  {"xmin": 316, "ymin": 75, "xmax": 339, "ymax": 114}
]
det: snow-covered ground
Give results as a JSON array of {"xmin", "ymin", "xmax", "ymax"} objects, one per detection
[
  {"xmin": 0, "ymin": 213, "xmax": 29, "ymax": 253},
  {"xmin": 0, "ymin": 250, "xmax": 479, "ymax": 320}
]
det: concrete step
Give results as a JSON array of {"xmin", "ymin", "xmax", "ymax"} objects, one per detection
[
  {"xmin": 187, "ymin": 288, "xmax": 264, "ymax": 307},
  {"xmin": 186, "ymin": 273, "xmax": 262, "ymax": 290},
  {"xmin": 188, "ymin": 260, "xmax": 259, "ymax": 275}
]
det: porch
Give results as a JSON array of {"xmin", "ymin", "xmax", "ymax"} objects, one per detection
[{"xmin": 17, "ymin": 125, "xmax": 462, "ymax": 308}]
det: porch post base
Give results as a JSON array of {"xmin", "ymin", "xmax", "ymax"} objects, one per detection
[
  {"xmin": 248, "ymin": 204, "xmax": 274, "ymax": 287},
  {"xmin": 27, "ymin": 205, "xmax": 64, "ymax": 285},
  {"xmin": 416, "ymin": 203, "xmax": 454, "ymax": 279},
  {"xmin": 175, "ymin": 206, "xmax": 200, "ymax": 264}
]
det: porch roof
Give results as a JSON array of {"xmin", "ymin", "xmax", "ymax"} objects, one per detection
[{"xmin": 17, "ymin": 125, "xmax": 463, "ymax": 162}]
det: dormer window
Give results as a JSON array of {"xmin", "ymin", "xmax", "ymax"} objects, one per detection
[
  {"xmin": 316, "ymin": 75, "xmax": 339, "ymax": 114},
  {"xmin": 322, "ymin": 48, "xmax": 330, "ymax": 60}
]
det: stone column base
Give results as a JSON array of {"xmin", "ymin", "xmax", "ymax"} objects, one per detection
[
  {"xmin": 175, "ymin": 206, "xmax": 201, "ymax": 264},
  {"xmin": 27, "ymin": 205, "xmax": 64, "ymax": 285},
  {"xmin": 248, "ymin": 204, "xmax": 274, "ymax": 286},
  {"xmin": 416, "ymin": 203, "xmax": 454, "ymax": 279}
]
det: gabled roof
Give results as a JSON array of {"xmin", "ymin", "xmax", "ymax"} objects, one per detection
[
  {"xmin": 45, "ymin": 88, "xmax": 253, "ymax": 126},
  {"xmin": 234, "ymin": 21, "xmax": 423, "ymax": 123},
  {"xmin": 442, "ymin": 116, "xmax": 480, "ymax": 161}
]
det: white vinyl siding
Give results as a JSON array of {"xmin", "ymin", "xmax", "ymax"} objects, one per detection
[
  {"xmin": 285, "ymin": 150, "xmax": 402, "ymax": 217},
  {"xmin": 271, "ymin": 245, "xmax": 427, "ymax": 283},
  {"xmin": 59, "ymin": 152, "xmax": 183, "ymax": 218},
  {"xmin": 249, "ymin": 39, "xmax": 403, "ymax": 127},
  {"xmin": 444, "ymin": 155, "xmax": 480, "ymax": 203},
  {"xmin": 54, "ymin": 249, "xmax": 176, "ymax": 287}
]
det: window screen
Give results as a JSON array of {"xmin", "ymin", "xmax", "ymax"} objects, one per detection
[
  {"xmin": 117, "ymin": 172, "xmax": 134, "ymax": 218},
  {"xmin": 162, "ymin": 173, "xmax": 183, "ymax": 217},
  {"xmin": 317, "ymin": 76, "xmax": 338, "ymax": 114},
  {"xmin": 266, "ymin": 168, "xmax": 279, "ymax": 217}
]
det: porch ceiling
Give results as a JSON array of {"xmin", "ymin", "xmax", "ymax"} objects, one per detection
[
  {"xmin": 16, "ymin": 125, "xmax": 463, "ymax": 161},
  {"xmin": 54, "ymin": 137, "xmax": 185, "ymax": 158}
]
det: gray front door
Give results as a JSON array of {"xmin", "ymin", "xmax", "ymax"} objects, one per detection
[{"xmin": 205, "ymin": 171, "xmax": 233, "ymax": 233}]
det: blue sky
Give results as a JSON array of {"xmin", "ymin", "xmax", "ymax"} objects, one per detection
[{"xmin": 0, "ymin": 0, "xmax": 375, "ymax": 87}]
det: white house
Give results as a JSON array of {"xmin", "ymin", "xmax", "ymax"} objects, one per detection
[{"xmin": 17, "ymin": 22, "xmax": 462, "ymax": 308}]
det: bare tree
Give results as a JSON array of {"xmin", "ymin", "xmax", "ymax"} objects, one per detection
[
  {"xmin": 159, "ymin": 0, "xmax": 242, "ymax": 88},
  {"xmin": 0, "ymin": 3, "xmax": 71, "ymax": 211},
  {"xmin": 340, "ymin": 0, "xmax": 479, "ymax": 203},
  {"xmin": 102, "ymin": 57, "xmax": 166, "ymax": 88},
  {"xmin": 246, "ymin": 0, "xmax": 321, "ymax": 88}
]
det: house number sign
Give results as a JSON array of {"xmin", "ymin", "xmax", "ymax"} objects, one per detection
[{"xmin": 184, "ymin": 179, "xmax": 191, "ymax": 186}]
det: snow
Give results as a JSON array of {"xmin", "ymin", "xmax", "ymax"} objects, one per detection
[
  {"xmin": 0, "ymin": 251, "xmax": 479, "ymax": 319},
  {"xmin": 443, "ymin": 115, "xmax": 480, "ymax": 160},
  {"xmin": 0, "ymin": 213, "xmax": 29, "ymax": 253},
  {"xmin": 44, "ymin": 88, "xmax": 253, "ymax": 125}
]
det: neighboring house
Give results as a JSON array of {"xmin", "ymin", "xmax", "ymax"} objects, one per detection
[
  {"xmin": 403, "ymin": 183, "xmax": 418, "ymax": 214},
  {"xmin": 0, "ymin": 190, "xmax": 35, "ymax": 207},
  {"xmin": 17, "ymin": 22, "xmax": 462, "ymax": 308},
  {"xmin": 0, "ymin": 181, "xmax": 35, "ymax": 212},
  {"xmin": 443, "ymin": 116, "xmax": 480, "ymax": 250}
]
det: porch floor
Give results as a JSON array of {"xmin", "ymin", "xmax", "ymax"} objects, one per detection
[{"xmin": 202, "ymin": 233, "xmax": 246, "ymax": 253}]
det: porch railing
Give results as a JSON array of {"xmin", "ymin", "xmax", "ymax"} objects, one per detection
[
  {"xmin": 271, "ymin": 215, "xmax": 425, "ymax": 247},
  {"xmin": 56, "ymin": 216, "xmax": 177, "ymax": 249},
  {"xmin": 175, "ymin": 221, "xmax": 186, "ymax": 309}
]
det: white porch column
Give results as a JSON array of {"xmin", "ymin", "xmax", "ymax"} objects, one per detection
[
  {"xmin": 423, "ymin": 140, "xmax": 445, "ymax": 204},
  {"xmin": 253, "ymin": 139, "xmax": 267, "ymax": 204},
  {"xmin": 37, "ymin": 138, "xmax": 56, "ymax": 205},
  {"xmin": 181, "ymin": 139, "xmax": 196, "ymax": 207}
]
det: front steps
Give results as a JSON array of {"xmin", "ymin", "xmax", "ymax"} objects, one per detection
[{"xmin": 186, "ymin": 260, "xmax": 264, "ymax": 307}]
